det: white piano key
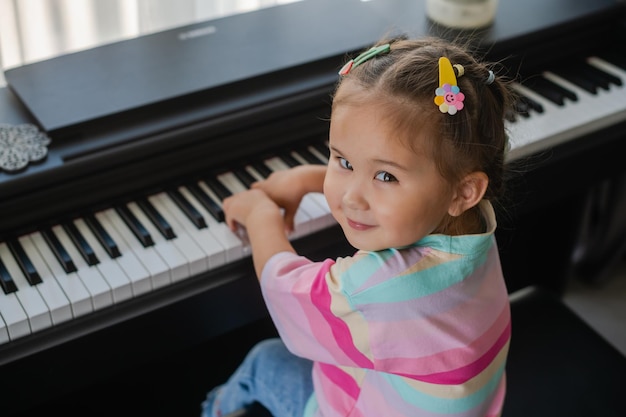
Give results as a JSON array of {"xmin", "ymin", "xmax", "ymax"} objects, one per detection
[
  {"xmin": 148, "ymin": 192, "xmax": 214, "ymax": 274},
  {"xmin": 307, "ymin": 144, "xmax": 329, "ymax": 164},
  {"xmin": 101, "ymin": 209, "xmax": 171, "ymax": 290},
  {"xmin": 74, "ymin": 218, "xmax": 134, "ymax": 303},
  {"xmin": 52, "ymin": 225, "xmax": 113, "ymax": 310},
  {"xmin": 287, "ymin": 150, "xmax": 319, "ymax": 168},
  {"xmin": 0, "ymin": 242, "xmax": 52, "ymax": 332},
  {"xmin": 153, "ymin": 191, "xmax": 228, "ymax": 267},
  {"xmin": 0, "ymin": 314, "xmax": 8, "ymax": 344},
  {"xmin": 0, "ymin": 289, "xmax": 30, "ymax": 340},
  {"xmin": 29, "ymin": 232, "xmax": 93, "ymax": 318},
  {"xmin": 587, "ymin": 56, "xmax": 625, "ymax": 79},
  {"xmin": 18, "ymin": 235, "xmax": 73, "ymax": 325},
  {"xmin": 289, "ymin": 149, "xmax": 319, "ymax": 166},
  {"xmin": 194, "ymin": 182, "xmax": 248, "ymax": 260},
  {"xmin": 93, "ymin": 210, "xmax": 153, "ymax": 296},
  {"xmin": 244, "ymin": 165, "xmax": 263, "ymax": 181},
  {"xmin": 127, "ymin": 201, "xmax": 190, "ymax": 282},
  {"xmin": 217, "ymin": 171, "xmax": 248, "ymax": 194},
  {"xmin": 197, "ymin": 180, "xmax": 224, "ymax": 209}
]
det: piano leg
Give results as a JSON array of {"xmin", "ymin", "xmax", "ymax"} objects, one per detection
[
  {"xmin": 569, "ymin": 172, "xmax": 626, "ymax": 285},
  {"xmin": 496, "ymin": 191, "xmax": 587, "ymax": 295}
]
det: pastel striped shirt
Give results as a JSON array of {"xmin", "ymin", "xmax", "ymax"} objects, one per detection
[{"xmin": 260, "ymin": 201, "xmax": 510, "ymax": 417}]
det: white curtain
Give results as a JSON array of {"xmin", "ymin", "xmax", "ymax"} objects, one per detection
[{"xmin": 0, "ymin": 0, "xmax": 299, "ymax": 86}]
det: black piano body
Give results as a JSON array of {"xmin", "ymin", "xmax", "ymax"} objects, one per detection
[{"xmin": 0, "ymin": 0, "xmax": 625, "ymax": 415}]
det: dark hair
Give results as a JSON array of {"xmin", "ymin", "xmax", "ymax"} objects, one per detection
[{"xmin": 332, "ymin": 36, "xmax": 514, "ymax": 207}]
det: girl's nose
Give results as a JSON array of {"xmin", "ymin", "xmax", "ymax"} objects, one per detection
[{"xmin": 342, "ymin": 182, "xmax": 368, "ymax": 210}]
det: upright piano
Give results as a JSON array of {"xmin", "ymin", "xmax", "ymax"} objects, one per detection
[{"xmin": 0, "ymin": 0, "xmax": 625, "ymax": 415}]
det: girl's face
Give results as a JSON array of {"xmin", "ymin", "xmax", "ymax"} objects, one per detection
[{"xmin": 324, "ymin": 97, "xmax": 458, "ymax": 251}]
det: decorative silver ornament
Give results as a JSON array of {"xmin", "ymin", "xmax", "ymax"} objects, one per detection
[{"xmin": 0, "ymin": 123, "xmax": 51, "ymax": 172}]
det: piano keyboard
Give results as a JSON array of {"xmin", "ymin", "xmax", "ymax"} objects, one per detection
[
  {"xmin": 0, "ymin": 143, "xmax": 335, "ymax": 345},
  {"xmin": 1, "ymin": 52, "xmax": 625, "ymax": 347},
  {"xmin": 505, "ymin": 53, "xmax": 626, "ymax": 160}
]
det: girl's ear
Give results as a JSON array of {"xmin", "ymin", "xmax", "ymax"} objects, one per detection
[{"xmin": 448, "ymin": 171, "xmax": 489, "ymax": 217}]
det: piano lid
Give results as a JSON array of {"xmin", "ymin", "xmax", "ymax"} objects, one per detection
[
  {"xmin": 3, "ymin": 0, "xmax": 385, "ymax": 136},
  {"xmin": 4, "ymin": 0, "xmax": 622, "ymax": 138}
]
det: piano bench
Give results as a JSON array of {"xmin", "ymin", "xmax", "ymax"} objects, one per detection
[
  {"xmin": 238, "ymin": 285, "xmax": 626, "ymax": 417},
  {"xmin": 503, "ymin": 285, "xmax": 626, "ymax": 417}
]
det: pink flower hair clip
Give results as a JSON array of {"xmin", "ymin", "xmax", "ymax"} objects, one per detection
[{"xmin": 434, "ymin": 57, "xmax": 465, "ymax": 115}]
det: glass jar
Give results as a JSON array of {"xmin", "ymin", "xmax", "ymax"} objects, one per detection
[{"xmin": 426, "ymin": 0, "xmax": 499, "ymax": 29}]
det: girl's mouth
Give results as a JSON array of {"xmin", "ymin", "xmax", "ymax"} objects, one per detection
[{"xmin": 347, "ymin": 218, "xmax": 373, "ymax": 231}]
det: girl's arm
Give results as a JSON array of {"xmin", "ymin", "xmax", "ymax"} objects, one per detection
[{"xmin": 223, "ymin": 165, "xmax": 327, "ymax": 277}]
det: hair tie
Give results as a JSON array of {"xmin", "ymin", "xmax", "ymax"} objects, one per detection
[
  {"xmin": 338, "ymin": 44, "xmax": 391, "ymax": 76},
  {"xmin": 486, "ymin": 70, "xmax": 495, "ymax": 85},
  {"xmin": 453, "ymin": 64, "xmax": 464, "ymax": 77},
  {"xmin": 434, "ymin": 57, "xmax": 465, "ymax": 115}
]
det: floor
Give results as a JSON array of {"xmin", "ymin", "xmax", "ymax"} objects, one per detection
[{"xmin": 563, "ymin": 259, "xmax": 626, "ymax": 357}]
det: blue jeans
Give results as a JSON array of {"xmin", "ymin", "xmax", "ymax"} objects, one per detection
[{"xmin": 201, "ymin": 338, "xmax": 314, "ymax": 417}]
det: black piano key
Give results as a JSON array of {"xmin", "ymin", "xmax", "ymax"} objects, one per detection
[
  {"xmin": 115, "ymin": 205, "xmax": 154, "ymax": 247},
  {"xmin": 41, "ymin": 228, "xmax": 77, "ymax": 273},
  {"xmin": 187, "ymin": 183, "xmax": 224, "ymax": 222},
  {"xmin": 167, "ymin": 189, "xmax": 207, "ymax": 229},
  {"xmin": 63, "ymin": 222, "xmax": 99, "ymax": 266},
  {"xmin": 311, "ymin": 141, "xmax": 329, "ymax": 160},
  {"xmin": 597, "ymin": 50, "xmax": 626, "ymax": 71},
  {"xmin": 137, "ymin": 198, "xmax": 177, "ymax": 239},
  {"xmin": 296, "ymin": 147, "xmax": 325, "ymax": 165},
  {"xmin": 7, "ymin": 239, "xmax": 42, "ymax": 285},
  {"xmin": 582, "ymin": 62, "xmax": 622, "ymax": 87},
  {"xmin": 524, "ymin": 76, "xmax": 577, "ymax": 106},
  {"xmin": 521, "ymin": 95, "xmax": 544, "ymax": 114},
  {"xmin": 250, "ymin": 161, "xmax": 272, "ymax": 179},
  {"xmin": 552, "ymin": 63, "xmax": 600, "ymax": 94},
  {"xmin": 204, "ymin": 176, "xmax": 232, "ymax": 201},
  {"xmin": 0, "ymin": 257, "xmax": 18, "ymax": 294},
  {"xmin": 577, "ymin": 64, "xmax": 611, "ymax": 90},
  {"xmin": 84, "ymin": 214, "xmax": 121, "ymax": 258},
  {"xmin": 233, "ymin": 167, "xmax": 257, "ymax": 189},
  {"xmin": 514, "ymin": 98, "xmax": 531, "ymax": 118},
  {"xmin": 279, "ymin": 152, "xmax": 300, "ymax": 168},
  {"xmin": 505, "ymin": 109, "xmax": 517, "ymax": 123}
]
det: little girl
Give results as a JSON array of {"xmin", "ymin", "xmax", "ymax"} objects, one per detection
[{"xmin": 202, "ymin": 35, "xmax": 514, "ymax": 417}]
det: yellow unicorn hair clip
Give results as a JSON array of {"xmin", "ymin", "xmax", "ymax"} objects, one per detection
[{"xmin": 434, "ymin": 57, "xmax": 465, "ymax": 115}]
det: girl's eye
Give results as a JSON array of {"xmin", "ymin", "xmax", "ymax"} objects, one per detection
[
  {"xmin": 339, "ymin": 157, "xmax": 352, "ymax": 170},
  {"xmin": 374, "ymin": 171, "xmax": 397, "ymax": 182}
]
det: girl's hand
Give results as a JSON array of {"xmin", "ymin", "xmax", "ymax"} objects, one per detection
[
  {"xmin": 251, "ymin": 165, "xmax": 326, "ymax": 232},
  {"xmin": 222, "ymin": 188, "xmax": 295, "ymax": 278},
  {"xmin": 222, "ymin": 188, "xmax": 279, "ymax": 232}
]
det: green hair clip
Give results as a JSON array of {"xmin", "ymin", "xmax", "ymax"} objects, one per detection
[{"xmin": 338, "ymin": 43, "xmax": 391, "ymax": 76}]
